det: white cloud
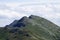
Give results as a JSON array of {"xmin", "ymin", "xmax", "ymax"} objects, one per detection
[
  {"xmin": 0, "ymin": 9, "xmax": 27, "ymax": 18},
  {"xmin": 0, "ymin": 1, "xmax": 60, "ymax": 26}
]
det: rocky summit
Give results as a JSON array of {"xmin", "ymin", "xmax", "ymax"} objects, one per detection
[{"xmin": 0, "ymin": 15, "xmax": 60, "ymax": 40}]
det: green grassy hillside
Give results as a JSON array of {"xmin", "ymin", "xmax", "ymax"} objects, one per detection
[{"xmin": 0, "ymin": 15, "xmax": 60, "ymax": 40}]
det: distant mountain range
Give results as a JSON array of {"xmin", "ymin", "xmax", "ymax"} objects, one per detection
[{"xmin": 0, "ymin": 15, "xmax": 60, "ymax": 40}]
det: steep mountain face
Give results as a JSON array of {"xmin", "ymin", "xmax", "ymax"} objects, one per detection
[
  {"xmin": 0, "ymin": 15, "xmax": 60, "ymax": 40},
  {"xmin": 6, "ymin": 16, "xmax": 28, "ymax": 27}
]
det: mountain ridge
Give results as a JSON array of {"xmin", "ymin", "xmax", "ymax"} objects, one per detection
[{"xmin": 0, "ymin": 15, "xmax": 60, "ymax": 40}]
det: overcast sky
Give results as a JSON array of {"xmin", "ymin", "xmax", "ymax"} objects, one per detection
[{"xmin": 0, "ymin": 0, "xmax": 60, "ymax": 27}]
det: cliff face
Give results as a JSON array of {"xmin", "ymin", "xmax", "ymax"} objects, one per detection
[{"xmin": 0, "ymin": 15, "xmax": 60, "ymax": 40}]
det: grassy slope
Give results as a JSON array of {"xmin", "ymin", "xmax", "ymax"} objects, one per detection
[
  {"xmin": 0, "ymin": 16, "xmax": 60, "ymax": 40},
  {"xmin": 24, "ymin": 17, "xmax": 60, "ymax": 40}
]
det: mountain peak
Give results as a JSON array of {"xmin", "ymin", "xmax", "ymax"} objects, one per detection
[
  {"xmin": 5, "ymin": 15, "xmax": 46, "ymax": 27},
  {"xmin": 18, "ymin": 16, "xmax": 28, "ymax": 22},
  {"xmin": 29, "ymin": 15, "xmax": 36, "ymax": 18},
  {"xmin": 4, "ymin": 15, "xmax": 60, "ymax": 40},
  {"xmin": 6, "ymin": 16, "xmax": 29, "ymax": 27},
  {"xmin": 29, "ymin": 15, "xmax": 41, "ymax": 19}
]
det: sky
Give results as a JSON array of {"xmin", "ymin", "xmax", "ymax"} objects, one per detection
[{"xmin": 0, "ymin": 0, "xmax": 60, "ymax": 27}]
